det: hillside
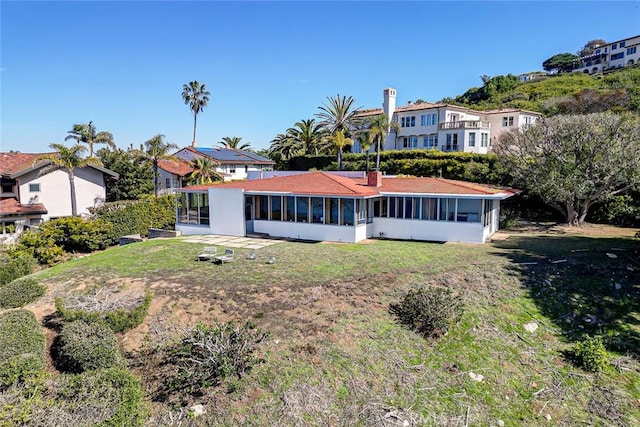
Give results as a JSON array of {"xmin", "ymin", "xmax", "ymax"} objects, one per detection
[{"xmin": 441, "ymin": 67, "xmax": 640, "ymax": 113}]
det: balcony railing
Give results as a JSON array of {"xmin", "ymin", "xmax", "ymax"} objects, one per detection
[{"xmin": 438, "ymin": 120, "xmax": 490, "ymax": 130}]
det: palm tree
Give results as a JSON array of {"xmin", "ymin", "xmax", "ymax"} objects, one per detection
[
  {"xmin": 64, "ymin": 121, "xmax": 115, "ymax": 157},
  {"xmin": 355, "ymin": 129, "xmax": 372, "ymax": 174},
  {"xmin": 138, "ymin": 134, "xmax": 179, "ymax": 197},
  {"xmin": 287, "ymin": 119, "xmax": 326, "ymax": 155},
  {"xmin": 316, "ymin": 94, "xmax": 361, "ymax": 136},
  {"xmin": 269, "ymin": 133, "xmax": 303, "ymax": 161},
  {"xmin": 188, "ymin": 157, "xmax": 221, "ymax": 185},
  {"xmin": 36, "ymin": 143, "xmax": 102, "ymax": 216},
  {"xmin": 181, "ymin": 81, "xmax": 211, "ymax": 146},
  {"xmin": 217, "ymin": 136, "xmax": 251, "ymax": 150},
  {"xmin": 367, "ymin": 114, "xmax": 399, "ymax": 170},
  {"xmin": 327, "ymin": 131, "xmax": 353, "ymax": 171}
]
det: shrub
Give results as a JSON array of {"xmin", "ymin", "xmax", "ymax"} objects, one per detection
[
  {"xmin": 58, "ymin": 320, "xmax": 123, "ymax": 373},
  {"xmin": 39, "ymin": 216, "xmax": 113, "ymax": 252},
  {"xmin": 172, "ymin": 321, "xmax": 268, "ymax": 392},
  {"xmin": 12, "ymin": 229, "xmax": 65, "ymax": 266},
  {"xmin": 56, "ymin": 288, "xmax": 152, "ymax": 333},
  {"xmin": 0, "ymin": 252, "xmax": 36, "ymax": 285},
  {"xmin": 0, "ymin": 310, "xmax": 45, "ymax": 387},
  {"xmin": 499, "ymin": 208, "xmax": 519, "ymax": 229},
  {"xmin": 572, "ymin": 336, "xmax": 610, "ymax": 372},
  {"xmin": 390, "ymin": 286, "xmax": 464, "ymax": 338},
  {"xmin": 0, "ymin": 277, "xmax": 46, "ymax": 309}
]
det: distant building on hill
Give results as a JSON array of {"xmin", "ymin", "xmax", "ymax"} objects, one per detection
[
  {"xmin": 572, "ymin": 34, "xmax": 640, "ymax": 74},
  {"xmin": 353, "ymin": 88, "xmax": 541, "ymax": 154}
]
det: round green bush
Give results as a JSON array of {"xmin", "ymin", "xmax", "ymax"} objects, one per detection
[
  {"xmin": 0, "ymin": 253, "xmax": 36, "ymax": 286},
  {"xmin": 58, "ymin": 320, "xmax": 123, "ymax": 373},
  {"xmin": 572, "ymin": 335, "xmax": 610, "ymax": 372},
  {"xmin": 0, "ymin": 310, "xmax": 45, "ymax": 388},
  {"xmin": 0, "ymin": 277, "xmax": 46, "ymax": 309},
  {"xmin": 390, "ymin": 286, "xmax": 464, "ymax": 338}
]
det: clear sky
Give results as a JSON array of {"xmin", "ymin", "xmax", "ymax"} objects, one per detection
[{"xmin": 1, "ymin": 1, "xmax": 639, "ymax": 153}]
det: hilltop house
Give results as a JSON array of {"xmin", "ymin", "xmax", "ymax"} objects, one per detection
[
  {"xmin": 157, "ymin": 159, "xmax": 194, "ymax": 194},
  {"xmin": 173, "ymin": 146, "xmax": 274, "ymax": 181},
  {"xmin": 572, "ymin": 34, "xmax": 640, "ymax": 74},
  {"xmin": 175, "ymin": 171, "xmax": 518, "ymax": 244},
  {"xmin": 0, "ymin": 152, "xmax": 118, "ymax": 232},
  {"xmin": 353, "ymin": 88, "xmax": 541, "ymax": 154}
]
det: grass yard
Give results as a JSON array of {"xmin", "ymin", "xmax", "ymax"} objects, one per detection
[{"xmin": 12, "ymin": 229, "xmax": 640, "ymax": 425}]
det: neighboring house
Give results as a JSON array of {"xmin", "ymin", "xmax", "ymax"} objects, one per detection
[
  {"xmin": 354, "ymin": 88, "xmax": 540, "ymax": 154},
  {"xmin": 175, "ymin": 171, "xmax": 518, "ymax": 244},
  {"xmin": 157, "ymin": 159, "xmax": 194, "ymax": 194},
  {"xmin": 173, "ymin": 146, "xmax": 274, "ymax": 181},
  {"xmin": 572, "ymin": 34, "xmax": 640, "ymax": 74},
  {"xmin": 0, "ymin": 152, "xmax": 118, "ymax": 231}
]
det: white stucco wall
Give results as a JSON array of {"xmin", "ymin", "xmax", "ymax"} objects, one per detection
[
  {"xmin": 18, "ymin": 167, "xmax": 106, "ymax": 220},
  {"xmin": 209, "ymin": 188, "xmax": 245, "ymax": 236},
  {"xmin": 371, "ymin": 218, "xmax": 485, "ymax": 243},
  {"xmin": 252, "ymin": 220, "xmax": 358, "ymax": 243}
]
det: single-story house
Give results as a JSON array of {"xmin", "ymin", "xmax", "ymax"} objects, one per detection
[{"xmin": 175, "ymin": 171, "xmax": 518, "ymax": 243}]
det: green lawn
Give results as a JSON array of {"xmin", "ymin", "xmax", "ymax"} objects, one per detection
[{"xmin": 21, "ymin": 233, "xmax": 640, "ymax": 425}]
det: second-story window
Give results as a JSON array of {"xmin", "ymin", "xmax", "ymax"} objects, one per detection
[
  {"xmin": 502, "ymin": 116, "xmax": 514, "ymax": 127},
  {"xmin": 29, "ymin": 183, "xmax": 41, "ymax": 192},
  {"xmin": 468, "ymin": 132, "xmax": 476, "ymax": 147},
  {"xmin": 401, "ymin": 116, "xmax": 416, "ymax": 127},
  {"xmin": 230, "ymin": 166, "xmax": 236, "ymax": 174}
]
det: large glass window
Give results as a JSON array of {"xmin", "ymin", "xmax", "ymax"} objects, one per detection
[
  {"xmin": 326, "ymin": 198, "xmax": 339, "ymax": 224},
  {"xmin": 404, "ymin": 197, "xmax": 413, "ymax": 219},
  {"xmin": 421, "ymin": 198, "xmax": 437, "ymax": 220},
  {"xmin": 311, "ymin": 197, "xmax": 323, "ymax": 223},
  {"xmin": 389, "ymin": 197, "xmax": 396, "ymax": 217},
  {"xmin": 457, "ymin": 199, "xmax": 480, "ymax": 222},
  {"xmin": 439, "ymin": 198, "xmax": 456, "ymax": 221},
  {"xmin": 199, "ymin": 193, "xmax": 209, "ymax": 225},
  {"xmin": 270, "ymin": 196, "xmax": 282, "ymax": 220},
  {"xmin": 356, "ymin": 199, "xmax": 367, "ymax": 224},
  {"xmin": 176, "ymin": 192, "xmax": 209, "ymax": 225},
  {"xmin": 296, "ymin": 196, "xmax": 309, "ymax": 223},
  {"xmin": 341, "ymin": 199, "xmax": 354, "ymax": 226},
  {"xmin": 284, "ymin": 196, "xmax": 295, "ymax": 221},
  {"xmin": 255, "ymin": 195, "xmax": 269, "ymax": 220}
]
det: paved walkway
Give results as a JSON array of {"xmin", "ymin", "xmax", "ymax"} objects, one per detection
[{"xmin": 180, "ymin": 234, "xmax": 283, "ymax": 250}]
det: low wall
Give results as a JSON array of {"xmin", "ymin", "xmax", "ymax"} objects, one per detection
[
  {"xmin": 119, "ymin": 234, "xmax": 143, "ymax": 245},
  {"xmin": 148, "ymin": 228, "xmax": 182, "ymax": 239}
]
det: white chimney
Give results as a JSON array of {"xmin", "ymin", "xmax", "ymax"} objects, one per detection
[{"xmin": 382, "ymin": 88, "xmax": 396, "ymax": 121}]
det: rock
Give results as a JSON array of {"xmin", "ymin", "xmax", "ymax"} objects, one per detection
[
  {"xmin": 545, "ymin": 413, "xmax": 551, "ymax": 422},
  {"xmin": 190, "ymin": 404, "xmax": 205, "ymax": 417},
  {"xmin": 469, "ymin": 372, "xmax": 484, "ymax": 382},
  {"xmin": 497, "ymin": 420, "xmax": 505, "ymax": 427},
  {"xmin": 606, "ymin": 253, "xmax": 618, "ymax": 259},
  {"xmin": 524, "ymin": 322, "xmax": 539, "ymax": 333},
  {"xmin": 615, "ymin": 283, "xmax": 622, "ymax": 290}
]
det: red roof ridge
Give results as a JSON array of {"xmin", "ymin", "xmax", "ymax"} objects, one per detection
[{"xmin": 432, "ymin": 177, "xmax": 502, "ymax": 194}]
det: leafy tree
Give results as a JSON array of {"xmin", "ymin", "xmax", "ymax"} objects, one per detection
[
  {"xmin": 217, "ymin": 136, "xmax": 251, "ymax": 150},
  {"xmin": 269, "ymin": 133, "xmax": 303, "ymax": 162},
  {"xmin": 286, "ymin": 119, "xmax": 326, "ymax": 155},
  {"xmin": 577, "ymin": 39, "xmax": 607, "ymax": 57},
  {"xmin": 182, "ymin": 80, "xmax": 211, "ymax": 145},
  {"xmin": 137, "ymin": 135, "xmax": 178, "ymax": 197},
  {"xmin": 187, "ymin": 157, "xmax": 221, "ymax": 185},
  {"xmin": 327, "ymin": 130, "xmax": 353, "ymax": 171},
  {"xmin": 365, "ymin": 114, "xmax": 398, "ymax": 170},
  {"xmin": 64, "ymin": 121, "xmax": 115, "ymax": 157},
  {"xmin": 542, "ymin": 53, "xmax": 579, "ymax": 73},
  {"xmin": 355, "ymin": 129, "xmax": 372, "ymax": 174},
  {"xmin": 97, "ymin": 147, "xmax": 153, "ymax": 201},
  {"xmin": 36, "ymin": 144, "xmax": 103, "ymax": 216},
  {"xmin": 316, "ymin": 94, "xmax": 361, "ymax": 136},
  {"xmin": 496, "ymin": 112, "xmax": 640, "ymax": 225}
]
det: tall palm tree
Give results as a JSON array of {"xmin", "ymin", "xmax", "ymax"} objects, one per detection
[
  {"xmin": 355, "ymin": 129, "xmax": 372, "ymax": 174},
  {"xmin": 327, "ymin": 131, "xmax": 353, "ymax": 171},
  {"xmin": 138, "ymin": 134, "xmax": 179, "ymax": 197},
  {"xmin": 188, "ymin": 157, "xmax": 221, "ymax": 185},
  {"xmin": 36, "ymin": 143, "xmax": 102, "ymax": 216},
  {"xmin": 367, "ymin": 114, "xmax": 399, "ymax": 170},
  {"xmin": 269, "ymin": 133, "xmax": 303, "ymax": 160},
  {"xmin": 181, "ymin": 81, "xmax": 211, "ymax": 146},
  {"xmin": 316, "ymin": 94, "xmax": 361, "ymax": 136},
  {"xmin": 287, "ymin": 119, "xmax": 326, "ymax": 155},
  {"xmin": 64, "ymin": 121, "xmax": 115, "ymax": 157},
  {"xmin": 217, "ymin": 136, "xmax": 251, "ymax": 150}
]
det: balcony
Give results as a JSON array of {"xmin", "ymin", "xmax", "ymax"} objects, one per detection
[{"xmin": 439, "ymin": 120, "xmax": 490, "ymax": 130}]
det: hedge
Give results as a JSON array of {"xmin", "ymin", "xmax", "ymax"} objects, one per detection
[
  {"xmin": 0, "ymin": 310, "xmax": 45, "ymax": 387},
  {"xmin": 58, "ymin": 320, "xmax": 123, "ymax": 373},
  {"xmin": 0, "ymin": 252, "xmax": 36, "ymax": 285},
  {"xmin": 0, "ymin": 277, "xmax": 46, "ymax": 309},
  {"xmin": 55, "ymin": 290, "xmax": 152, "ymax": 333}
]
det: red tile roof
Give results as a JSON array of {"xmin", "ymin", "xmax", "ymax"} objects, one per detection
[
  {"xmin": 355, "ymin": 103, "xmax": 484, "ymax": 118},
  {"xmin": 0, "ymin": 198, "xmax": 48, "ymax": 216},
  {"xmin": 483, "ymin": 108, "xmax": 541, "ymax": 115},
  {"xmin": 182, "ymin": 171, "xmax": 517, "ymax": 198},
  {"xmin": 158, "ymin": 159, "xmax": 194, "ymax": 176},
  {"xmin": 0, "ymin": 152, "xmax": 49, "ymax": 176}
]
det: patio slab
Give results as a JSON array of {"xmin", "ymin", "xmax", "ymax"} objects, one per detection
[{"xmin": 181, "ymin": 235, "xmax": 284, "ymax": 250}]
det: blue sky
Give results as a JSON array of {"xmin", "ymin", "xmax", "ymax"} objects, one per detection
[{"xmin": 2, "ymin": 1, "xmax": 639, "ymax": 153}]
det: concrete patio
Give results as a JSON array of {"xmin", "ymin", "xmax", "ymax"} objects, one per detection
[{"xmin": 180, "ymin": 234, "xmax": 284, "ymax": 250}]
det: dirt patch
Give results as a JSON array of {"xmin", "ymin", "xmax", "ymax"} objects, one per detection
[{"xmin": 509, "ymin": 221, "xmax": 639, "ymax": 238}]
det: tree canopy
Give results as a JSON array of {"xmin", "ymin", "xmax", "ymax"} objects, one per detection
[
  {"xmin": 542, "ymin": 53, "xmax": 578, "ymax": 73},
  {"xmin": 182, "ymin": 81, "xmax": 211, "ymax": 145},
  {"xmin": 97, "ymin": 147, "xmax": 153, "ymax": 201},
  {"xmin": 496, "ymin": 112, "xmax": 640, "ymax": 225},
  {"xmin": 64, "ymin": 121, "xmax": 115, "ymax": 157}
]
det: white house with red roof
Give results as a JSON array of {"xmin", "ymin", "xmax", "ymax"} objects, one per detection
[
  {"xmin": 354, "ymin": 88, "xmax": 540, "ymax": 154},
  {"xmin": 0, "ymin": 152, "xmax": 118, "ymax": 233},
  {"xmin": 175, "ymin": 171, "xmax": 517, "ymax": 243},
  {"xmin": 157, "ymin": 159, "xmax": 194, "ymax": 194},
  {"xmin": 173, "ymin": 146, "xmax": 274, "ymax": 181}
]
